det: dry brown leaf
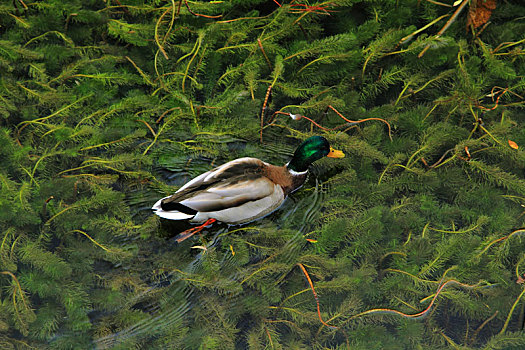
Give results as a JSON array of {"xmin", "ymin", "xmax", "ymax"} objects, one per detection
[{"xmin": 468, "ymin": 0, "xmax": 497, "ymax": 29}]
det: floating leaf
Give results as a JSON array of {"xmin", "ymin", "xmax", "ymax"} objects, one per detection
[{"xmin": 508, "ymin": 140, "xmax": 519, "ymax": 149}]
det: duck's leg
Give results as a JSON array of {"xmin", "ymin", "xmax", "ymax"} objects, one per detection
[{"xmin": 172, "ymin": 218, "xmax": 217, "ymax": 244}]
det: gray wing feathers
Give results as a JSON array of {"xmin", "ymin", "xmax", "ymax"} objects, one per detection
[
  {"xmin": 192, "ymin": 183, "xmax": 284, "ymax": 224},
  {"xmin": 177, "ymin": 157, "xmax": 264, "ymax": 193},
  {"xmin": 180, "ymin": 177, "xmax": 275, "ymax": 212}
]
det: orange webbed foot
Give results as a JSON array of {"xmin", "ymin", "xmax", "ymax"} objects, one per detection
[{"xmin": 172, "ymin": 218, "xmax": 217, "ymax": 244}]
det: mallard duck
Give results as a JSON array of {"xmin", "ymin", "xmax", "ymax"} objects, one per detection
[{"xmin": 152, "ymin": 136, "xmax": 344, "ymax": 235}]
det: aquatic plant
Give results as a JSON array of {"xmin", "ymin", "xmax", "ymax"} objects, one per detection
[{"xmin": 1, "ymin": 0, "xmax": 524, "ymax": 348}]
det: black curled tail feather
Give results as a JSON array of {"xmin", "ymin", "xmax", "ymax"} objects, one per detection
[{"xmin": 160, "ymin": 201, "xmax": 198, "ymax": 215}]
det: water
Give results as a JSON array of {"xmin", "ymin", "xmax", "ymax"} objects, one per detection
[
  {"xmin": 3, "ymin": 1, "xmax": 524, "ymax": 348},
  {"xmin": 88, "ymin": 142, "xmax": 333, "ymax": 349}
]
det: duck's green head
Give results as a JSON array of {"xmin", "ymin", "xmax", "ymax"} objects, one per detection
[{"xmin": 287, "ymin": 136, "xmax": 345, "ymax": 172}]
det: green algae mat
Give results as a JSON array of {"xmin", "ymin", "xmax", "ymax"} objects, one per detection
[{"xmin": 1, "ymin": 0, "xmax": 525, "ymax": 348}]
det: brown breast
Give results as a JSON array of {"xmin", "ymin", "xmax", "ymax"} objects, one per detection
[{"xmin": 262, "ymin": 164, "xmax": 307, "ymax": 195}]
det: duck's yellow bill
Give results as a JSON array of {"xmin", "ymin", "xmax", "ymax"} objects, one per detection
[{"xmin": 327, "ymin": 147, "xmax": 345, "ymax": 158}]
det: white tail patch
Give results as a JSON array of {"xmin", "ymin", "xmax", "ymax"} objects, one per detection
[
  {"xmin": 152, "ymin": 196, "xmax": 194, "ymax": 221},
  {"xmin": 152, "ymin": 197, "xmax": 168, "ymax": 211},
  {"xmin": 153, "ymin": 209, "xmax": 194, "ymax": 220}
]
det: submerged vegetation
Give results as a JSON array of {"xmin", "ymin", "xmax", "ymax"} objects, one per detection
[{"xmin": 1, "ymin": 0, "xmax": 525, "ymax": 348}]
